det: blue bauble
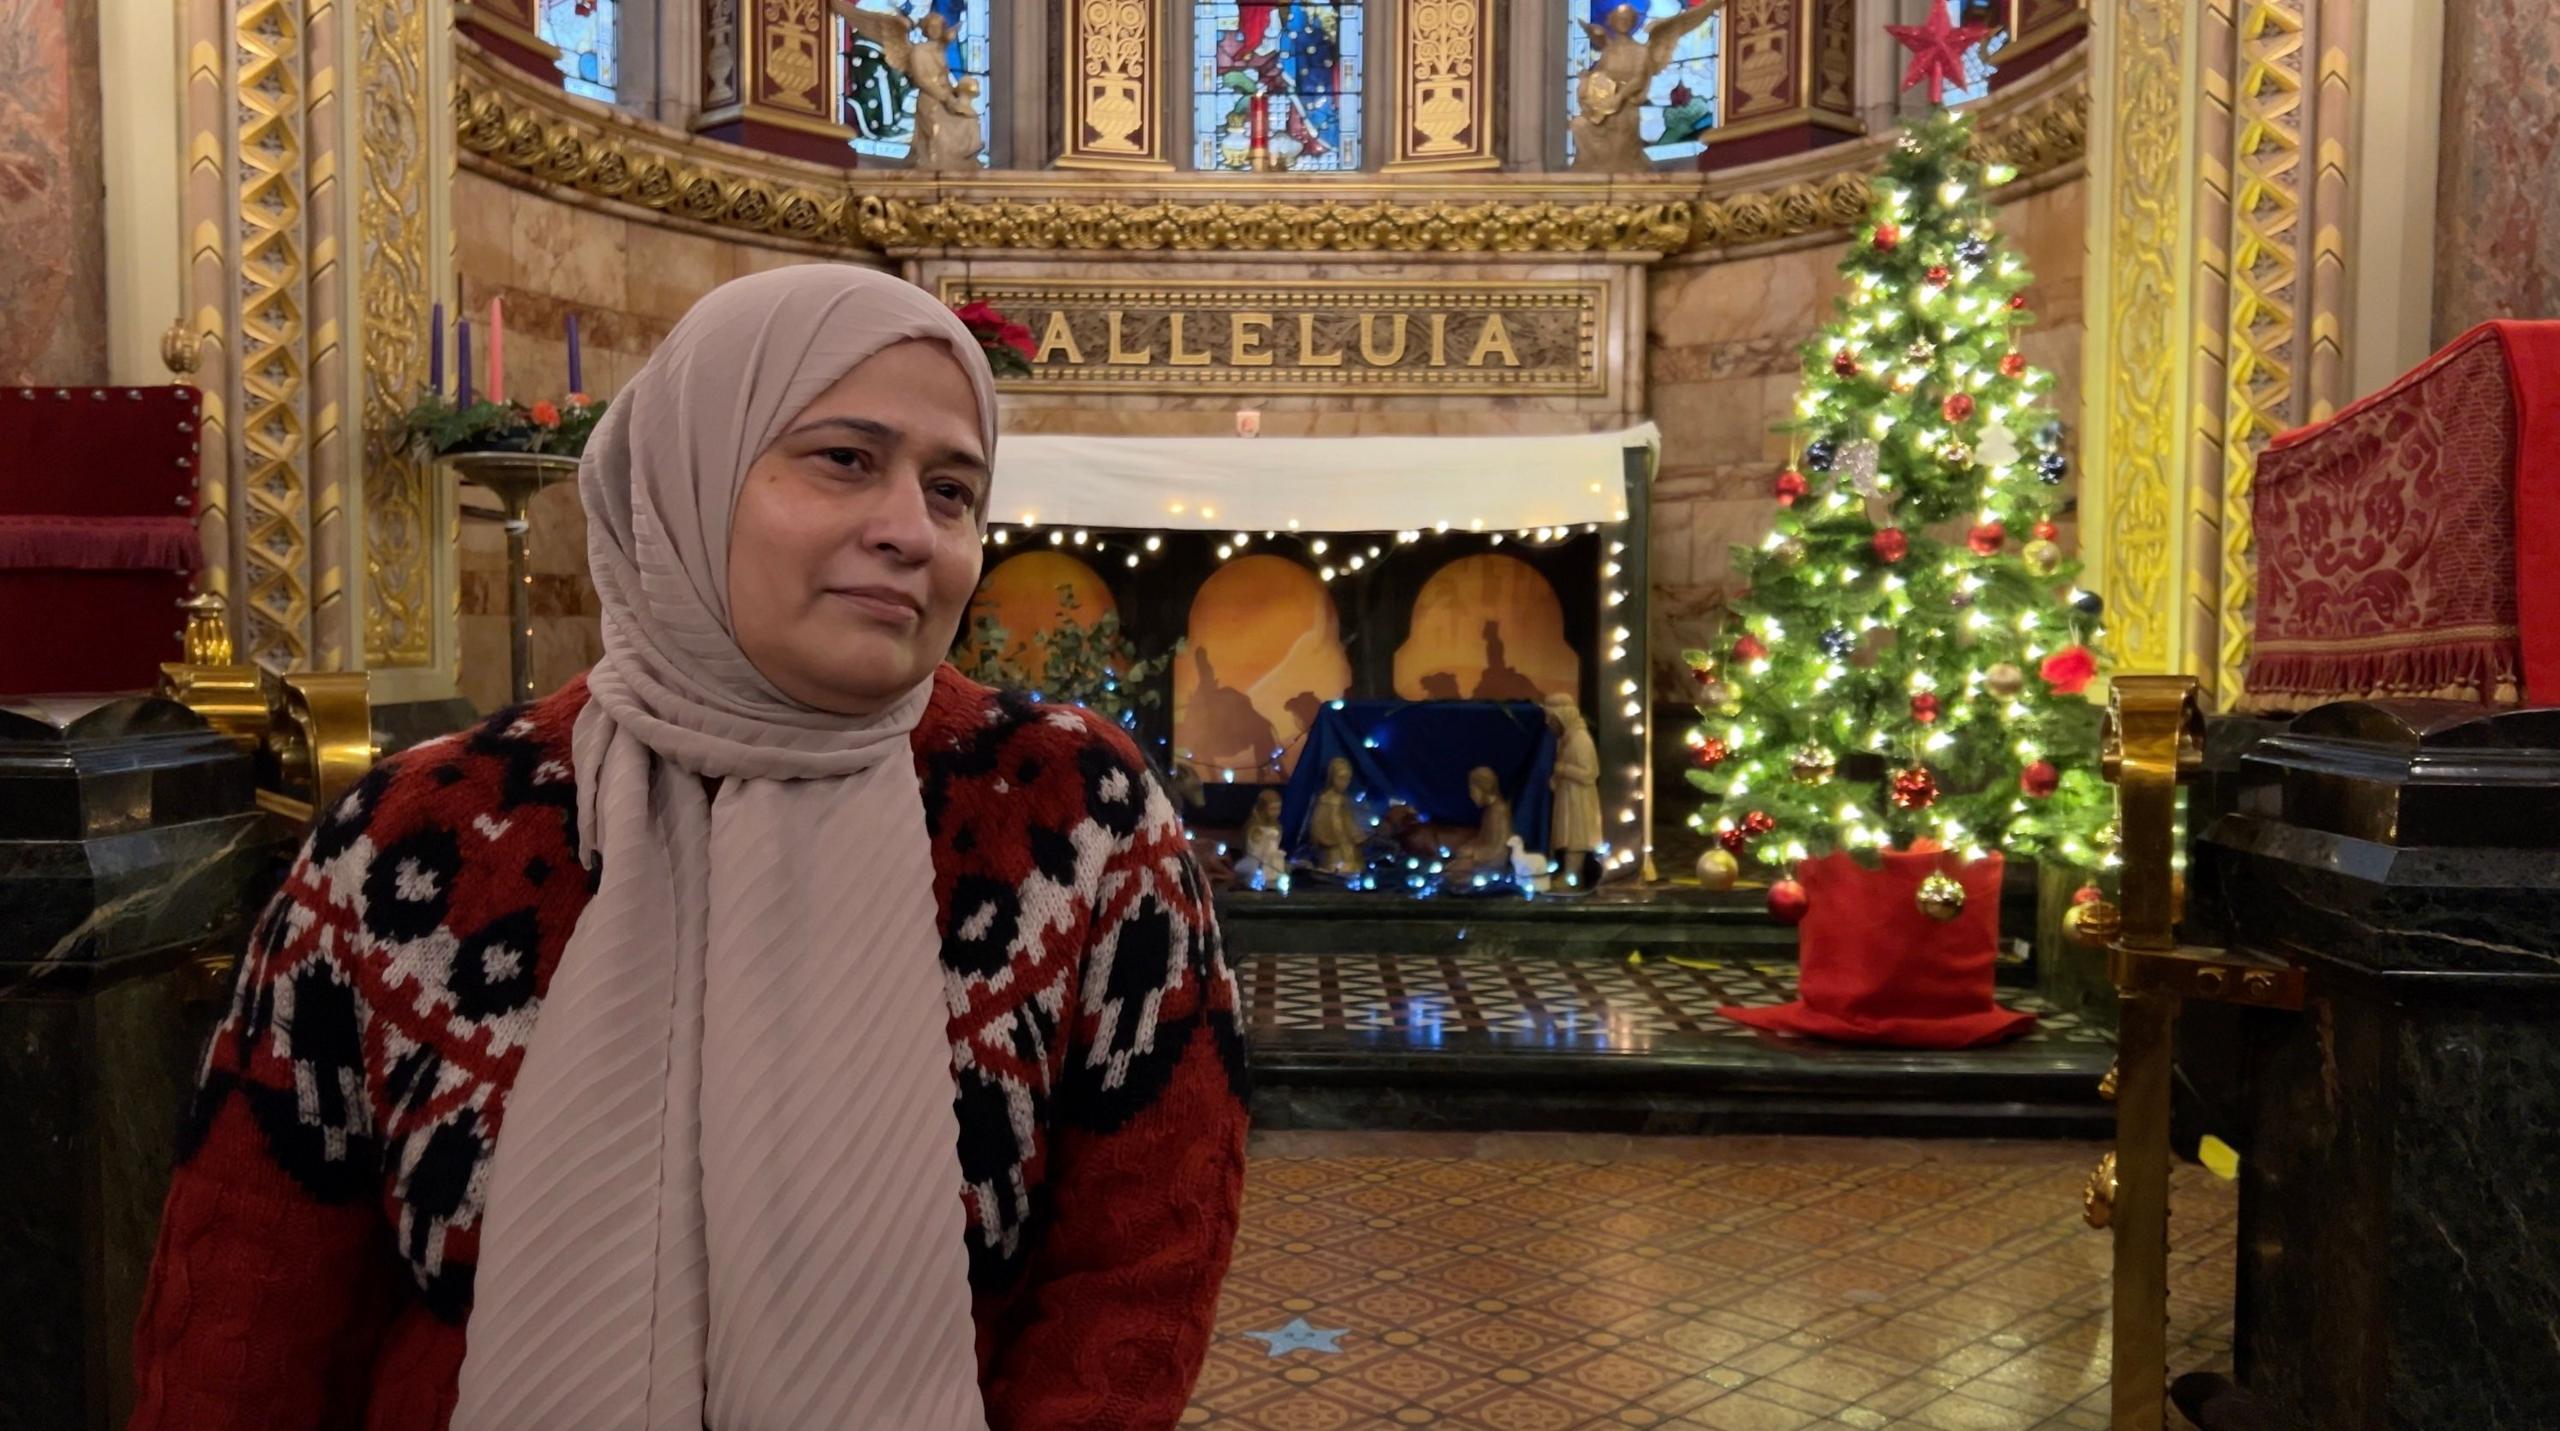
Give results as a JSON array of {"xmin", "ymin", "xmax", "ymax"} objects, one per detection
[
  {"xmin": 2037, "ymin": 452, "xmax": 2069, "ymax": 485},
  {"xmin": 1818, "ymin": 627, "xmax": 1856, "ymax": 659},
  {"xmin": 1805, "ymin": 439, "xmax": 1839, "ymax": 472}
]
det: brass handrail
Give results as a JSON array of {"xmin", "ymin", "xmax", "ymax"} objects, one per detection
[{"xmin": 2096, "ymin": 676, "xmax": 2303, "ymax": 1429}]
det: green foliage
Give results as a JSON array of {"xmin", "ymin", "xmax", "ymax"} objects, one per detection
[
  {"xmin": 954, "ymin": 586, "xmax": 1179, "ymax": 724},
  {"xmin": 402, "ymin": 391, "xmax": 607, "ymax": 459},
  {"xmin": 1687, "ymin": 109, "xmax": 2111, "ymax": 874}
]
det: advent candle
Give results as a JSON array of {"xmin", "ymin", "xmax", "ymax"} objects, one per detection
[
  {"xmin": 456, "ymin": 318, "xmax": 474, "ymax": 407},
  {"xmin": 487, "ymin": 297, "xmax": 506, "ymax": 405},
  {"xmin": 565, "ymin": 313, "xmax": 583, "ymax": 397},
  {"xmin": 429, "ymin": 301, "xmax": 445, "ymax": 394}
]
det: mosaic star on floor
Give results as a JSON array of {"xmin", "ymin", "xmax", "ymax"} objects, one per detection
[{"xmin": 1186, "ymin": 1133, "xmax": 2234, "ymax": 1430}]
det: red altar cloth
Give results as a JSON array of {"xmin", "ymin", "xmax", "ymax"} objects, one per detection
[
  {"xmin": 0, "ymin": 386, "xmax": 205, "ymax": 696},
  {"xmin": 1720, "ymin": 849, "xmax": 2035, "ymax": 1050},
  {"xmin": 2245, "ymin": 320, "xmax": 2560, "ymax": 709}
]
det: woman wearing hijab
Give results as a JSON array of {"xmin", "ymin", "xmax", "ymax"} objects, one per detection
[{"xmin": 128, "ymin": 267, "xmax": 1249, "ymax": 1430}]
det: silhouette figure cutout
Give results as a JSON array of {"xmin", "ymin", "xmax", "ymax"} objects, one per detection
[
  {"xmin": 1417, "ymin": 672, "xmax": 1462, "ymax": 701},
  {"xmin": 1177, "ymin": 646, "xmax": 1280, "ymax": 775},
  {"xmin": 1470, "ymin": 621, "xmax": 1544, "ymax": 702}
]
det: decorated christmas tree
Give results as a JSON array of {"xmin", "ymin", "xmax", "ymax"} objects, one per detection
[{"xmin": 1683, "ymin": 105, "xmax": 2110, "ymax": 924}]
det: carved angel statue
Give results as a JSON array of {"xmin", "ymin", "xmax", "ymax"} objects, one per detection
[
  {"xmin": 1569, "ymin": 0, "xmax": 1729, "ymax": 173},
  {"xmin": 841, "ymin": 7, "xmax": 984, "ymax": 172}
]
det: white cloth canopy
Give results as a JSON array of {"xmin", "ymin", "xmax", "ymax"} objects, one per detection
[{"xmin": 987, "ymin": 423, "xmax": 1658, "ymax": 534}]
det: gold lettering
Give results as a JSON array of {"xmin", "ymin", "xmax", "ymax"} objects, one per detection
[
  {"xmin": 1295, "ymin": 313, "xmax": 1345, "ymax": 367},
  {"xmin": 1106, "ymin": 310, "xmax": 1152, "ymax": 365},
  {"xmin": 1428, "ymin": 313, "xmax": 1450, "ymax": 367},
  {"xmin": 1034, "ymin": 310, "xmax": 1084, "ymax": 366},
  {"xmin": 1168, "ymin": 312, "xmax": 1213, "ymax": 366},
  {"xmin": 1466, "ymin": 312, "xmax": 1521, "ymax": 368},
  {"xmin": 1232, "ymin": 311, "xmax": 1276, "ymax": 367},
  {"xmin": 1358, "ymin": 313, "xmax": 1409, "ymax": 366}
]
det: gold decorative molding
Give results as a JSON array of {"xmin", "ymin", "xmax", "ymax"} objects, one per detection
[
  {"xmin": 237, "ymin": 0, "xmax": 314, "ymax": 669},
  {"xmin": 1059, "ymin": 0, "xmax": 1168, "ymax": 171},
  {"xmin": 2085, "ymin": 0, "xmax": 2191, "ymax": 680},
  {"xmin": 362, "ymin": 0, "xmax": 438, "ymax": 668},
  {"xmin": 456, "ymin": 41, "xmax": 2085, "ymax": 258},
  {"xmin": 1387, "ymin": 0, "xmax": 1498, "ymax": 173}
]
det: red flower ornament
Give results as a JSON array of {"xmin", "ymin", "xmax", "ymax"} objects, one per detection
[{"xmin": 2039, "ymin": 645, "xmax": 2099, "ymax": 696}]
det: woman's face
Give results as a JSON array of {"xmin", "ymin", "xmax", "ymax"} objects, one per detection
[{"xmin": 729, "ymin": 338, "xmax": 988, "ymax": 714}]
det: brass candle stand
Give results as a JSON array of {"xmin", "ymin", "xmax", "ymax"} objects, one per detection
[{"xmin": 444, "ymin": 450, "xmax": 580, "ymax": 707}]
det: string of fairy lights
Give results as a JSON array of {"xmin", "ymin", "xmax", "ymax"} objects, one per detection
[{"xmin": 975, "ymin": 513, "xmax": 1658, "ymax": 889}]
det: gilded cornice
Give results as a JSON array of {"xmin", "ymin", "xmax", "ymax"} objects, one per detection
[{"xmin": 454, "ymin": 38, "xmax": 2084, "ymax": 258}]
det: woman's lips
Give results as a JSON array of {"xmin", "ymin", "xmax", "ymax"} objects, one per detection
[{"xmin": 824, "ymin": 586, "xmax": 924, "ymax": 624}]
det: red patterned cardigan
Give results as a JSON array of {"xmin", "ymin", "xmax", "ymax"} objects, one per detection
[{"xmin": 128, "ymin": 667, "xmax": 1249, "ymax": 1430}]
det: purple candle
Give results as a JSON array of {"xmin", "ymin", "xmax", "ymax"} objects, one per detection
[
  {"xmin": 429, "ymin": 301, "xmax": 445, "ymax": 394},
  {"xmin": 456, "ymin": 318, "xmax": 474, "ymax": 407},
  {"xmin": 566, "ymin": 313, "xmax": 583, "ymax": 396}
]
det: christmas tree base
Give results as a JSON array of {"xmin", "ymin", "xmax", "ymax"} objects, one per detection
[{"xmin": 1720, "ymin": 848, "xmax": 2037, "ymax": 1049}]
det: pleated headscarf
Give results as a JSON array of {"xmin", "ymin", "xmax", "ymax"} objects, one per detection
[{"xmin": 454, "ymin": 265, "xmax": 998, "ymax": 1430}]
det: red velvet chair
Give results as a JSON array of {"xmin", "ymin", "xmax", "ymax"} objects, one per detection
[
  {"xmin": 2245, "ymin": 320, "xmax": 2560, "ymax": 710},
  {"xmin": 0, "ymin": 386, "xmax": 205, "ymax": 696}
]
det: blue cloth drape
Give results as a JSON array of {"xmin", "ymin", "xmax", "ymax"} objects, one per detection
[{"xmin": 1281, "ymin": 701, "xmax": 1557, "ymax": 855}]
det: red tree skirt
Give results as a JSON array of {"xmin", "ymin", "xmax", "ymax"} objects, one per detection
[{"xmin": 1721, "ymin": 849, "xmax": 2036, "ymax": 1049}]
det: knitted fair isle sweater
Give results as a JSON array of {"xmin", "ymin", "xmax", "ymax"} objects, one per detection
[{"xmin": 128, "ymin": 667, "xmax": 1250, "ymax": 1430}]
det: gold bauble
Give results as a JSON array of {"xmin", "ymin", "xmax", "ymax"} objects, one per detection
[
  {"xmin": 1984, "ymin": 661, "xmax": 2026, "ymax": 698},
  {"xmin": 2096, "ymin": 820, "xmax": 2121, "ymax": 851},
  {"xmin": 2023, "ymin": 539, "xmax": 2062, "ymax": 575},
  {"xmin": 1916, "ymin": 871, "xmax": 1967, "ymax": 921},
  {"xmin": 1775, "ymin": 538, "xmax": 1808, "ymax": 567},
  {"xmin": 1788, "ymin": 743, "xmax": 1837, "ymax": 786},
  {"xmin": 2065, "ymin": 897, "xmax": 2123, "ymax": 947},
  {"xmin": 1938, "ymin": 440, "xmax": 1973, "ymax": 467},
  {"xmin": 1695, "ymin": 848, "xmax": 1741, "ymax": 890}
]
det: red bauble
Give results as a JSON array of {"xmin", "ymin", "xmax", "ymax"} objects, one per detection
[
  {"xmin": 2033, "ymin": 519, "xmax": 2059, "ymax": 541},
  {"xmin": 1967, "ymin": 520, "xmax": 2007, "ymax": 555},
  {"xmin": 2021, "ymin": 760, "xmax": 2061, "ymax": 798},
  {"xmin": 1910, "ymin": 692, "xmax": 1940, "ymax": 725},
  {"xmin": 2000, "ymin": 352, "xmax": 2028, "ymax": 378},
  {"xmin": 1767, "ymin": 879, "xmax": 1811, "ymax": 925},
  {"xmin": 1775, "ymin": 470, "xmax": 1808, "ymax": 506},
  {"xmin": 1744, "ymin": 809, "xmax": 1777, "ymax": 835},
  {"xmin": 2039, "ymin": 644, "xmax": 2099, "ymax": 696},
  {"xmin": 1719, "ymin": 827, "xmax": 1751, "ymax": 855},
  {"xmin": 1941, "ymin": 392, "xmax": 1976, "ymax": 423},
  {"xmin": 1871, "ymin": 527, "xmax": 1909, "ymax": 563},
  {"xmin": 1873, "ymin": 223, "xmax": 1901, "ymax": 252},
  {"xmin": 1694, "ymin": 737, "xmax": 1730, "ymax": 768},
  {"xmin": 1734, "ymin": 634, "xmax": 1769, "ymax": 663},
  {"xmin": 1926, "ymin": 265, "xmax": 1953, "ymax": 287},
  {"xmin": 1832, "ymin": 350, "xmax": 1859, "ymax": 378},
  {"xmin": 1890, "ymin": 765, "xmax": 1939, "ymax": 810},
  {"xmin": 2008, "ymin": 294, "xmax": 2029, "ymax": 310},
  {"xmin": 2072, "ymin": 882, "xmax": 2105, "ymax": 906}
]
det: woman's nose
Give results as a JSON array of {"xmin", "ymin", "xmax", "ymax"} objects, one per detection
[{"xmin": 858, "ymin": 470, "xmax": 936, "ymax": 561}]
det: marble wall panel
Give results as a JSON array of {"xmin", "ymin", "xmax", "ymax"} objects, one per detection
[
  {"xmin": 0, "ymin": 0, "xmax": 107, "ymax": 385},
  {"xmin": 2433, "ymin": 0, "xmax": 2560, "ymax": 341}
]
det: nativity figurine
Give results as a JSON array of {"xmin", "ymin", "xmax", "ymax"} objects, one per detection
[
  {"xmin": 1237, "ymin": 789, "xmax": 1288, "ymax": 887},
  {"xmin": 842, "ymin": 8, "xmax": 985, "ymax": 172},
  {"xmin": 1543, "ymin": 694, "xmax": 1604, "ymax": 890},
  {"xmin": 1307, "ymin": 756, "xmax": 1368, "ymax": 876}
]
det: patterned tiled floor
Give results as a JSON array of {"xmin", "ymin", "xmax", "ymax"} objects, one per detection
[
  {"xmin": 1240, "ymin": 953, "xmax": 2112, "ymax": 1052},
  {"xmin": 1188, "ymin": 1133, "xmax": 2234, "ymax": 1429}
]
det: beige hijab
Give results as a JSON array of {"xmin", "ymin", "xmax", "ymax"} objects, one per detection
[{"xmin": 453, "ymin": 267, "xmax": 999, "ymax": 1430}]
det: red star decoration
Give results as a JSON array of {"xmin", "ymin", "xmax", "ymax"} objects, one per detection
[{"xmin": 1887, "ymin": 0, "xmax": 1994, "ymax": 106}]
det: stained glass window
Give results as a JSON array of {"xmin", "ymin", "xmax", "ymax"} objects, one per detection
[
  {"xmin": 1564, "ymin": 0, "xmax": 1721, "ymax": 166},
  {"xmin": 840, "ymin": 0, "xmax": 993, "ymax": 165},
  {"xmin": 539, "ymin": 0, "xmax": 618, "ymax": 103},
  {"xmin": 1192, "ymin": 3, "xmax": 1365, "ymax": 173}
]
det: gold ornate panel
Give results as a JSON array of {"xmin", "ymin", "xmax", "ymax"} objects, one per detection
[
  {"xmin": 361, "ymin": 0, "xmax": 437, "ymax": 668},
  {"xmin": 235, "ymin": 0, "xmax": 314, "ymax": 669},
  {"xmin": 1059, "ymin": 0, "xmax": 1168, "ymax": 170},
  {"xmin": 1388, "ymin": 0, "xmax": 1498, "ymax": 172},
  {"xmin": 936, "ymin": 279, "xmax": 1605, "ymax": 395},
  {"xmin": 456, "ymin": 41, "xmax": 2085, "ymax": 257}
]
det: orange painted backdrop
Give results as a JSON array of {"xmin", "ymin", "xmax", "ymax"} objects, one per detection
[
  {"xmin": 1173, "ymin": 554, "xmax": 1352, "ymax": 781},
  {"xmin": 1392, "ymin": 554, "xmax": 1579, "ymax": 703},
  {"xmin": 964, "ymin": 551, "xmax": 1116, "ymax": 684}
]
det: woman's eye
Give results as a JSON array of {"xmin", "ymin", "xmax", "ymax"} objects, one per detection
[
  {"xmin": 929, "ymin": 480, "xmax": 980, "ymax": 513},
  {"xmin": 817, "ymin": 446, "xmax": 871, "ymax": 472}
]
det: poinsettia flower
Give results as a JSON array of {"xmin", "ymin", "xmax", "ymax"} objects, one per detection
[
  {"xmin": 997, "ymin": 321, "xmax": 1036, "ymax": 360},
  {"xmin": 2039, "ymin": 644, "xmax": 2098, "ymax": 696},
  {"xmin": 953, "ymin": 300, "xmax": 1005, "ymax": 330}
]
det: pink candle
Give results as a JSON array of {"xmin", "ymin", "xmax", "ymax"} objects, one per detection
[
  {"xmin": 487, "ymin": 297, "xmax": 506, "ymax": 405},
  {"xmin": 1249, "ymin": 94, "xmax": 1270, "ymax": 151}
]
